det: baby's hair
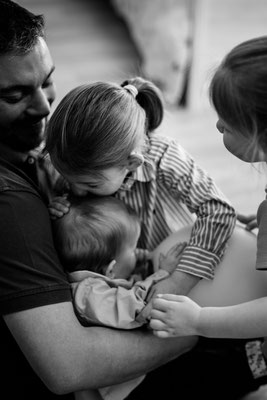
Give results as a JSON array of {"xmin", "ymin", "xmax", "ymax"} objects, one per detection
[
  {"xmin": 209, "ymin": 36, "xmax": 267, "ymax": 151},
  {"xmin": 45, "ymin": 77, "xmax": 164, "ymax": 176},
  {"xmin": 52, "ymin": 195, "xmax": 140, "ymax": 275}
]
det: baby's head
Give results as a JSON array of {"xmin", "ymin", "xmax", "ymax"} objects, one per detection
[
  {"xmin": 46, "ymin": 77, "xmax": 164, "ymax": 196},
  {"xmin": 53, "ymin": 195, "xmax": 140, "ymax": 280},
  {"xmin": 209, "ymin": 36, "xmax": 267, "ymax": 163}
]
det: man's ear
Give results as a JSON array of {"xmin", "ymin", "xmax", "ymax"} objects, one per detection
[
  {"xmin": 127, "ymin": 151, "xmax": 144, "ymax": 171},
  {"xmin": 105, "ymin": 259, "xmax": 116, "ymax": 278}
]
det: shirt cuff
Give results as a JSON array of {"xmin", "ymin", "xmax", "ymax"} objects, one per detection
[{"xmin": 175, "ymin": 246, "xmax": 221, "ymax": 280}]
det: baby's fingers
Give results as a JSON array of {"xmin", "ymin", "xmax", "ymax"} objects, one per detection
[
  {"xmin": 48, "ymin": 207, "xmax": 67, "ymax": 219},
  {"xmin": 49, "ymin": 196, "xmax": 70, "ymax": 208},
  {"xmin": 50, "ymin": 202, "xmax": 70, "ymax": 213},
  {"xmin": 48, "ymin": 196, "xmax": 70, "ymax": 220}
]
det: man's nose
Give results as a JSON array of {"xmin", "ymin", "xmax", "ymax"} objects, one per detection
[{"xmin": 26, "ymin": 87, "xmax": 55, "ymax": 117}]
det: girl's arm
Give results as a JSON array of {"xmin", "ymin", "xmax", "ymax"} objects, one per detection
[
  {"xmin": 150, "ymin": 294, "xmax": 267, "ymax": 339},
  {"xmin": 157, "ymin": 137, "xmax": 236, "ymax": 282}
]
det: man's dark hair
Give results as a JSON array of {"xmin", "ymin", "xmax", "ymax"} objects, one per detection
[{"xmin": 0, "ymin": 0, "xmax": 45, "ymax": 55}]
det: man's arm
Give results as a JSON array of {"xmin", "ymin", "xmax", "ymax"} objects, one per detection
[
  {"xmin": 0, "ymin": 186, "xmax": 196, "ymax": 395},
  {"xmin": 4, "ymin": 302, "xmax": 197, "ymax": 395}
]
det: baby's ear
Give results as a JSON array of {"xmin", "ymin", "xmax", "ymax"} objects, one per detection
[
  {"xmin": 105, "ymin": 259, "xmax": 117, "ymax": 278},
  {"xmin": 258, "ymin": 148, "xmax": 267, "ymax": 162},
  {"xmin": 127, "ymin": 151, "xmax": 144, "ymax": 171}
]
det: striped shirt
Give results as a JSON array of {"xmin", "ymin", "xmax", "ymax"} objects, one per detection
[
  {"xmin": 115, "ymin": 134, "xmax": 236, "ymax": 280},
  {"xmin": 256, "ymin": 187, "xmax": 267, "ymax": 270}
]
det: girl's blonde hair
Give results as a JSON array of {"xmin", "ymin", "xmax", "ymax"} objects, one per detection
[{"xmin": 46, "ymin": 77, "xmax": 164, "ymax": 176}]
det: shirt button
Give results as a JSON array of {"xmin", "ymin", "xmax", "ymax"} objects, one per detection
[{"xmin": 27, "ymin": 156, "xmax": 35, "ymax": 164}]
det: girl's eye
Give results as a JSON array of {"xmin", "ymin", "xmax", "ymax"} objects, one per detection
[{"xmin": 86, "ymin": 184, "xmax": 100, "ymax": 189}]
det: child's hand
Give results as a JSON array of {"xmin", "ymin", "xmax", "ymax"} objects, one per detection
[
  {"xmin": 137, "ymin": 275, "xmax": 181, "ymax": 322},
  {"xmin": 237, "ymin": 213, "xmax": 257, "ymax": 231},
  {"xmin": 150, "ymin": 294, "xmax": 201, "ymax": 337},
  {"xmin": 135, "ymin": 248, "xmax": 152, "ymax": 262},
  {"xmin": 158, "ymin": 241, "xmax": 187, "ymax": 274},
  {"xmin": 137, "ymin": 242, "xmax": 187, "ymax": 322},
  {"xmin": 48, "ymin": 195, "xmax": 70, "ymax": 220}
]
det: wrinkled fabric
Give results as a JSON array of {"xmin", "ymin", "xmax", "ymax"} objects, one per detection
[
  {"xmin": 69, "ymin": 269, "xmax": 169, "ymax": 328},
  {"xmin": 70, "ymin": 269, "xmax": 169, "ymax": 400}
]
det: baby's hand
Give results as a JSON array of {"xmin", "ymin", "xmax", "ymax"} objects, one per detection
[
  {"xmin": 158, "ymin": 242, "xmax": 187, "ymax": 274},
  {"xmin": 48, "ymin": 195, "xmax": 70, "ymax": 219},
  {"xmin": 137, "ymin": 275, "xmax": 181, "ymax": 322},
  {"xmin": 150, "ymin": 294, "xmax": 201, "ymax": 338}
]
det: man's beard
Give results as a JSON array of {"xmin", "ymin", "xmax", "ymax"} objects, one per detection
[{"xmin": 0, "ymin": 119, "xmax": 46, "ymax": 152}]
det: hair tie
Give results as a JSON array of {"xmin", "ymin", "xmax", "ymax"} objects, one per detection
[{"xmin": 124, "ymin": 84, "xmax": 138, "ymax": 98}]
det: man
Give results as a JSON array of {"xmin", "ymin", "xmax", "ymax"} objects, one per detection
[{"xmin": 0, "ymin": 1, "xmax": 196, "ymax": 398}]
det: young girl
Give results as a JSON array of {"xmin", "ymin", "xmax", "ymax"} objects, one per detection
[
  {"xmin": 45, "ymin": 76, "xmax": 236, "ymax": 313},
  {"xmin": 149, "ymin": 36, "xmax": 267, "ymax": 372}
]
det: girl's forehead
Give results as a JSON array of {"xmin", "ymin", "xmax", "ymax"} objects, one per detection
[
  {"xmin": 62, "ymin": 171, "xmax": 100, "ymax": 184},
  {"xmin": 65, "ymin": 167, "xmax": 123, "ymax": 183}
]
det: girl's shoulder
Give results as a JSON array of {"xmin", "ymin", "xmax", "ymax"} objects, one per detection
[
  {"xmin": 148, "ymin": 133, "xmax": 175, "ymax": 147},
  {"xmin": 147, "ymin": 133, "xmax": 187, "ymax": 160}
]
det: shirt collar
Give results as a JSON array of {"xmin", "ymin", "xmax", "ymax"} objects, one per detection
[
  {"xmin": 120, "ymin": 155, "xmax": 156, "ymax": 192},
  {"xmin": 0, "ymin": 142, "xmax": 45, "ymax": 165}
]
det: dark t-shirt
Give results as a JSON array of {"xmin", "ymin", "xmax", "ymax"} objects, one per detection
[{"xmin": 0, "ymin": 154, "xmax": 74, "ymax": 399}]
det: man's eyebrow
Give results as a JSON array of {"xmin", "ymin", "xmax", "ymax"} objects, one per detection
[{"xmin": 0, "ymin": 65, "xmax": 56, "ymax": 94}]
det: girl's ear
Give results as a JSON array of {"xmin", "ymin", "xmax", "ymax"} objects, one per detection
[
  {"xmin": 127, "ymin": 151, "xmax": 144, "ymax": 171},
  {"xmin": 105, "ymin": 259, "xmax": 116, "ymax": 278}
]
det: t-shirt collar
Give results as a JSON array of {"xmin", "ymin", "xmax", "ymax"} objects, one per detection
[
  {"xmin": 120, "ymin": 156, "xmax": 156, "ymax": 191},
  {"xmin": 0, "ymin": 142, "xmax": 44, "ymax": 165}
]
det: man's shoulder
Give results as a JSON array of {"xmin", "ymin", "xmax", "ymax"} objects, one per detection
[{"xmin": 0, "ymin": 157, "xmax": 37, "ymax": 193}]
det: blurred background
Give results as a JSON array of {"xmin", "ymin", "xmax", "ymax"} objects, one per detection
[{"xmin": 19, "ymin": 0, "xmax": 267, "ymax": 215}]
